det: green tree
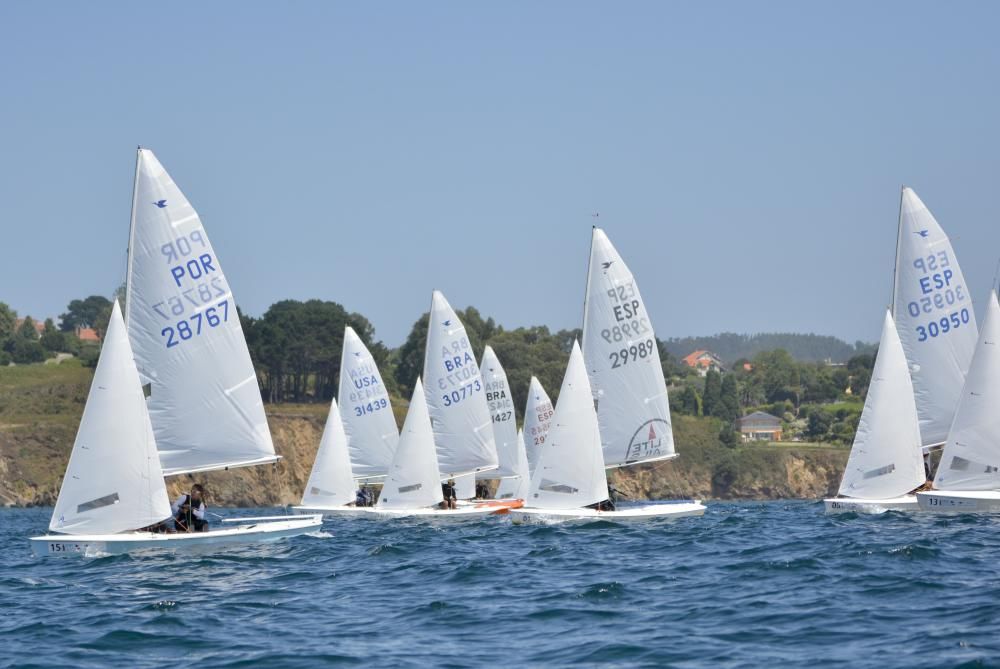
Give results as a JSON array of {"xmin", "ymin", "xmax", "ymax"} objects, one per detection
[
  {"xmin": 16, "ymin": 316, "xmax": 38, "ymax": 340},
  {"xmin": 40, "ymin": 318, "xmax": 66, "ymax": 352},
  {"xmin": 0, "ymin": 302, "xmax": 16, "ymax": 340},
  {"xmin": 717, "ymin": 374, "xmax": 740, "ymax": 424},
  {"xmin": 677, "ymin": 385, "xmax": 700, "ymax": 415},
  {"xmin": 806, "ymin": 410, "xmax": 833, "ymax": 440},
  {"xmin": 59, "ymin": 295, "xmax": 112, "ymax": 332},
  {"xmin": 702, "ymin": 370, "xmax": 722, "ymax": 417}
]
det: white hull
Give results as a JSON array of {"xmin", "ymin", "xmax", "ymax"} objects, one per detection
[
  {"xmin": 368, "ymin": 506, "xmax": 499, "ymax": 520},
  {"xmin": 823, "ymin": 495, "xmax": 919, "ymax": 514},
  {"xmin": 917, "ymin": 489, "xmax": 1000, "ymax": 513},
  {"xmin": 30, "ymin": 516, "xmax": 322, "ymax": 557},
  {"xmin": 290, "ymin": 504, "xmax": 373, "ymax": 518},
  {"xmin": 510, "ymin": 502, "xmax": 706, "ymax": 524}
]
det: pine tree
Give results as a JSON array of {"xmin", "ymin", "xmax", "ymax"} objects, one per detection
[{"xmin": 702, "ymin": 369, "xmax": 722, "ymax": 417}]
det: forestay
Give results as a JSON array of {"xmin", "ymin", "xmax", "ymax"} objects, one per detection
[
  {"xmin": 50, "ymin": 302, "xmax": 172, "ymax": 534},
  {"xmin": 892, "ymin": 187, "xmax": 978, "ymax": 448},
  {"xmin": 523, "ymin": 376, "xmax": 554, "ymax": 477},
  {"xmin": 377, "ymin": 379, "xmax": 445, "ymax": 510},
  {"xmin": 339, "ymin": 326, "xmax": 399, "ymax": 480},
  {"xmin": 528, "ymin": 341, "xmax": 609, "ymax": 509},
  {"xmin": 126, "ymin": 149, "xmax": 277, "ymax": 475},
  {"xmin": 581, "ymin": 228, "xmax": 675, "ymax": 467},
  {"xmin": 477, "ymin": 346, "xmax": 519, "ymax": 478},
  {"xmin": 934, "ymin": 291, "xmax": 1000, "ymax": 491},
  {"xmin": 496, "ymin": 429, "xmax": 531, "ymax": 500},
  {"xmin": 301, "ymin": 398, "xmax": 356, "ymax": 508},
  {"xmin": 421, "ymin": 291, "xmax": 498, "ymax": 477},
  {"xmin": 838, "ymin": 311, "xmax": 925, "ymax": 499}
]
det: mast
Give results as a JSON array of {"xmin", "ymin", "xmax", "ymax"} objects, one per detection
[
  {"xmin": 124, "ymin": 146, "xmax": 141, "ymax": 329},
  {"xmin": 889, "ymin": 185, "xmax": 904, "ymax": 318},
  {"xmin": 580, "ymin": 225, "xmax": 596, "ymax": 353}
]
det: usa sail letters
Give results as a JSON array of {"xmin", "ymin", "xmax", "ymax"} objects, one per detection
[{"xmin": 347, "ymin": 360, "xmax": 390, "ymax": 417}]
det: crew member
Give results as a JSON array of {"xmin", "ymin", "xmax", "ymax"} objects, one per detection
[{"xmin": 173, "ymin": 484, "xmax": 208, "ymax": 532}]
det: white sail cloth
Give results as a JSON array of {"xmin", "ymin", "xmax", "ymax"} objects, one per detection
[
  {"xmin": 50, "ymin": 301, "xmax": 172, "ymax": 534},
  {"xmin": 422, "ymin": 290, "xmax": 498, "ymax": 477},
  {"xmin": 478, "ymin": 346, "xmax": 519, "ymax": 479},
  {"xmin": 126, "ymin": 149, "xmax": 276, "ymax": 475},
  {"xmin": 582, "ymin": 228, "xmax": 675, "ymax": 467},
  {"xmin": 496, "ymin": 429, "xmax": 531, "ymax": 500},
  {"xmin": 378, "ymin": 379, "xmax": 445, "ymax": 510},
  {"xmin": 523, "ymin": 376, "xmax": 554, "ymax": 477},
  {"xmin": 892, "ymin": 187, "xmax": 978, "ymax": 448},
  {"xmin": 934, "ymin": 291, "xmax": 1000, "ymax": 491},
  {"xmin": 527, "ymin": 341, "xmax": 609, "ymax": 509},
  {"xmin": 301, "ymin": 398, "xmax": 356, "ymax": 507},
  {"xmin": 838, "ymin": 310, "xmax": 926, "ymax": 499},
  {"xmin": 339, "ymin": 326, "xmax": 398, "ymax": 480}
]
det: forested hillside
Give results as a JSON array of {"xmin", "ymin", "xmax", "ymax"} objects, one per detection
[{"xmin": 663, "ymin": 332, "xmax": 874, "ymax": 363}]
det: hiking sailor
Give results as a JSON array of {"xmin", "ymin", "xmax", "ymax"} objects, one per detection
[{"xmin": 173, "ymin": 484, "xmax": 209, "ymax": 532}]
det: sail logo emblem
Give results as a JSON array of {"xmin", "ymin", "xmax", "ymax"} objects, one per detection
[
  {"xmin": 602, "ymin": 261, "xmax": 614, "ymax": 270},
  {"xmin": 914, "ymin": 229, "xmax": 928, "ymax": 238},
  {"xmin": 625, "ymin": 418, "xmax": 669, "ymax": 463},
  {"xmin": 443, "ymin": 320, "xmax": 451, "ymax": 326},
  {"xmin": 154, "ymin": 200, "xmax": 168, "ymax": 208}
]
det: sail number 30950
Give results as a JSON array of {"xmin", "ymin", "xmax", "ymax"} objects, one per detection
[{"xmin": 161, "ymin": 299, "xmax": 230, "ymax": 348}]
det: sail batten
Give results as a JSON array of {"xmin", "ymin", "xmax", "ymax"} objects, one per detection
[
  {"xmin": 892, "ymin": 187, "xmax": 978, "ymax": 448},
  {"xmin": 126, "ymin": 149, "xmax": 277, "ymax": 475},
  {"xmin": 581, "ymin": 228, "xmax": 675, "ymax": 467}
]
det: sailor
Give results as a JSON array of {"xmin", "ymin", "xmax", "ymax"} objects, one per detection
[
  {"xmin": 355, "ymin": 487, "xmax": 367, "ymax": 507},
  {"xmin": 441, "ymin": 479, "xmax": 458, "ymax": 509},
  {"xmin": 475, "ymin": 481, "xmax": 490, "ymax": 500},
  {"xmin": 172, "ymin": 484, "xmax": 208, "ymax": 532}
]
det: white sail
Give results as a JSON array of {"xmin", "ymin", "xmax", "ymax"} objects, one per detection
[
  {"xmin": 339, "ymin": 326, "xmax": 398, "ymax": 480},
  {"xmin": 377, "ymin": 378, "xmax": 445, "ymax": 510},
  {"xmin": 523, "ymin": 376, "xmax": 554, "ymax": 477},
  {"xmin": 528, "ymin": 341, "xmax": 609, "ymax": 509},
  {"xmin": 496, "ymin": 429, "xmax": 530, "ymax": 500},
  {"xmin": 934, "ymin": 291, "xmax": 1000, "ymax": 491},
  {"xmin": 421, "ymin": 290, "xmax": 498, "ymax": 477},
  {"xmin": 477, "ymin": 346, "xmax": 519, "ymax": 478},
  {"xmin": 454, "ymin": 472, "xmax": 476, "ymax": 499},
  {"xmin": 892, "ymin": 187, "xmax": 978, "ymax": 448},
  {"xmin": 126, "ymin": 148, "xmax": 276, "ymax": 476},
  {"xmin": 581, "ymin": 228, "xmax": 675, "ymax": 467},
  {"xmin": 838, "ymin": 310, "xmax": 926, "ymax": 499},
  {"xmin": 301, "ymin": 398, "xmax": 356, "ymax": 507},
  {"xmin": 50, "ymin": 301, "xmax": 172, "ymax": 534}
]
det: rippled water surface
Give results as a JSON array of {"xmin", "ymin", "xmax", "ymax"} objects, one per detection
[{"xmin": 2, "ymin": 502, "xmax": 1000, "ymax": 668}]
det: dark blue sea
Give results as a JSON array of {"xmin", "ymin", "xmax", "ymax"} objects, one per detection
[{"xmin": 2, "ymin": 502, "xmax": 999, "ymax": 668}]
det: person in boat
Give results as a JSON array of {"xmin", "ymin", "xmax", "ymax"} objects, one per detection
[
  {"xmin": 172, "ymin": 484, "xmax": 208, "ymax": 532},
  {"xmin": 587, "ymin": 498, "xmax": 616, "ymax": 512},
  {"xmin": 475, "ymin": 481, "xmax": 490, "ymax": 500},
  {"xmin": 440, "ymin": 479, "xmax": 458, "ymax": 510},
  {"xmin": 355, "ymin": 487, "xmax": 367, "ymax": 507}
]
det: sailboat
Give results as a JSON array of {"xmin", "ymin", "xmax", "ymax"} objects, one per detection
[
  {"xmin": 918, "ymin": 291, "xmax": 1000, "ymax": 512},
  {"xmin": 892, "ymin": 187, "xmax": 978, "ymax": 451},
  {"xmin": 371, "ymin": 379, "xmax": 496, "ymax": 519},
  {"xmin": 510, "ymin": 342, "xmax": 705, "ymax": 523},
  {"xmin": 30, "ymin": 303, "xmax": 319, "ymax": 557},
  {"xmin": 292, "ymin": 326, "xmax": 399, "ymax": 516},
  {"xmin": 523, "ymin": 376, "xmax": 555, "ymax": 478},
  {"xmin": 467, "ymin": 346, "xmax": 524, "ymax": 504},
  {"xmin": 824, "ymin": 311, "xmax": 927, "ymax": 513},
  {"xmin": 421, "ymin": 291, "xmax": 508, "ymax": 505},
  {"xmin": 122, "ymin": 147, "xmax": 320, "ymax": 539},
  {"xmin": 512, "ymin": 228, "xmax": 704, "ymax": 522}
]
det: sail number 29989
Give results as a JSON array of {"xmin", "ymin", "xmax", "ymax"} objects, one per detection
[{"xmin": 609, "ymin": 339, "xmax": 655, "ymax": 369}]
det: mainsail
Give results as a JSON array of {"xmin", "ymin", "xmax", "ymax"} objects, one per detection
[
  {"xmin": 934, "ymin": 291, "xmax": 1000, "ymax": 491},
  {"xmin": 50, "ymin": 302, "xmax": 171, "ymax": 534},
  {"xmin": 528, "ymin": 341, "xmax": 609, "ymax": 509},
  {"xmin": 523, "ymin": 376, "xmax": 554, "ymax": 477},
  {"xmin": 892, "ymin": 187, "xmax": 978, "ymax": 448},
  {"xmin": 339, "ymin": 326, "xmax": 398, "ymax": 480},
  {"xmin": 496, "ymin": 429, "xmax": 531, "ymax": 500},
  {"xmin": 838, "ymin": 311, "xmax": 925, "ymax": 499},
  {"xmin": 301, "ymin": 398, "xmax": 356, "ymax": 508},
  {"xmin": 581, "ymin": 227, "xmax": 675, "ymax": 467},
  {"xmin": 126, "ymin": 148, "xmax": 277, "ymax": 476},
  {"xmin": 421, "ymin": 290, "xmax": 498, "ymax": 477},
  {"xmin": 478, "ymin": 345, "xmax": 519, "ymax": 478},
  {"xmin": 377, "ymin": 379, "xmax": 445, "ymax": 510}
]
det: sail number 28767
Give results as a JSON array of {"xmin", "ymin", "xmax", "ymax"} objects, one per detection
[{"xmin": 160, "ymin": 299, "xmax": 230, "ymax": 348}]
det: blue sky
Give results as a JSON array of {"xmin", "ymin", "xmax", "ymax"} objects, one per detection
[{"xmin": 2, "ymin": 2, "xmax": 998, "ymax": 346}]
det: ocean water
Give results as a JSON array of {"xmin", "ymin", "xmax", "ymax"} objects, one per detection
[{"xmin": 2, "ymin": 502, "xmax": 999, "ymax": 669}]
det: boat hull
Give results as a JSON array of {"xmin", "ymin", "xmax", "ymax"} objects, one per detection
[
  {"xmin": 916, "ymin": 490, "xmax": 1000, "ymax": 513},
  {"xmin": 509, "ymin": 501, "xmax": 706, "ymax": 524},
  {"xmin": 823, "ymin": 495, "xmax": 919, "ymax": 514},
  {"xmin": 290, "ymin": 504, "xmax": 373, "ymax": 518},
  {"xmin": 457, "ymin": 498, "xmax": 524, "ymax": 513},
  {"xmin": 30, "ymin": 516, "xmax": 322, "ymax": 557},
  {"xmin": 368, "ymin": 506, "xmax": 499, "ymax": 520}
]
